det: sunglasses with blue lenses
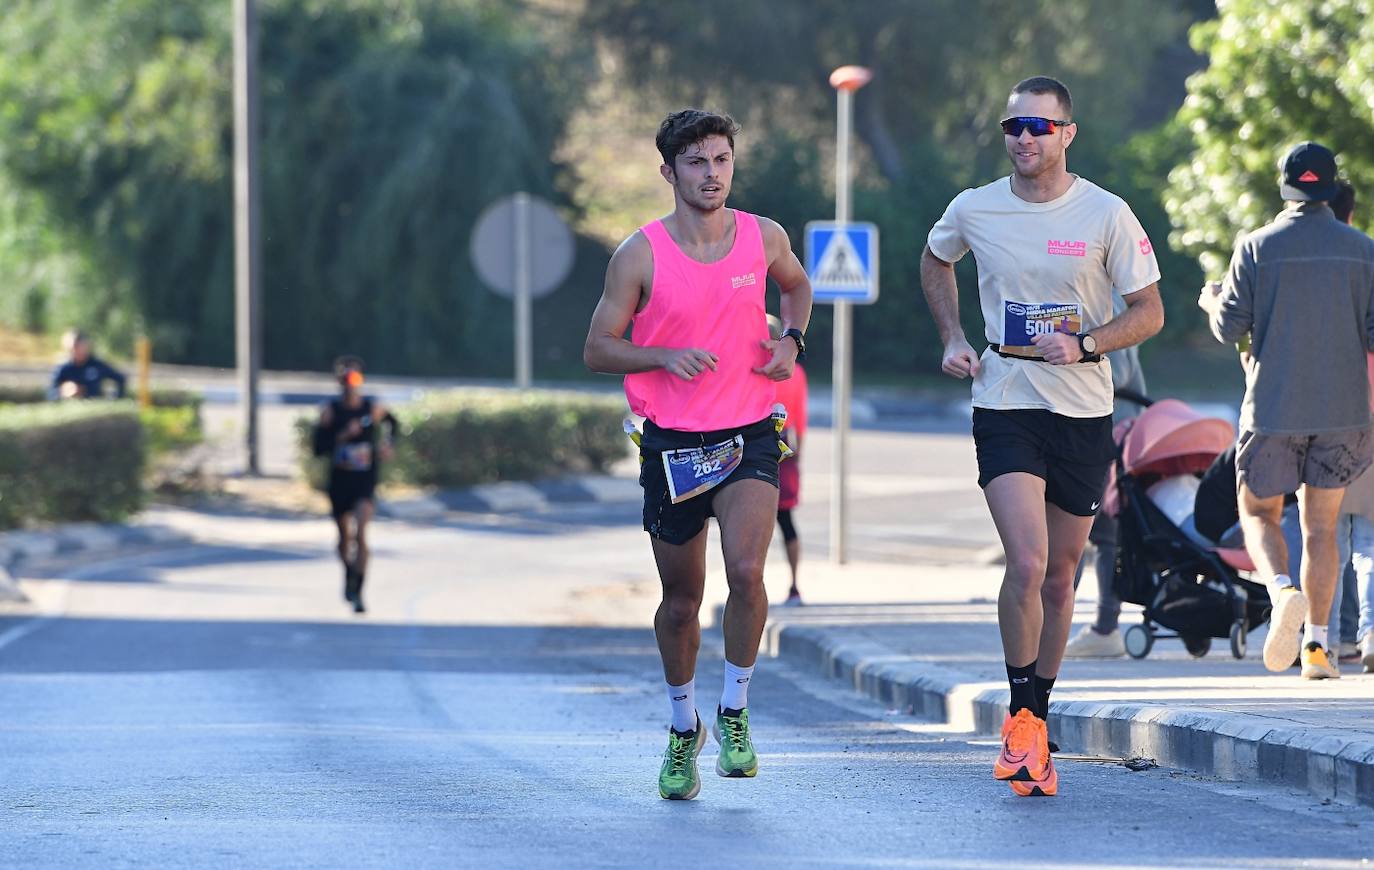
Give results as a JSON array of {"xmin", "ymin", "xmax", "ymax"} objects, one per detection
[{"xmin": 1000, "ymin": 116, "xmax": 1072, "ymax": 137}]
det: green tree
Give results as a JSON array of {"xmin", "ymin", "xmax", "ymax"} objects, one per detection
[
  {"xmin": 581, "ymin": 0, "xmax": 1207, "ymax": 377},
  {"xmin": 1165, "ymin": 0, "xmax": 1374, "ymax": 278},
  {"xmin": 0, "ymin": 0, "xmax": 593, "ymax": 374}
]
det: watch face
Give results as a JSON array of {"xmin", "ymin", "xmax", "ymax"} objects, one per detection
[{"xmin": 1082, "ymin": 334, "xmax": 1096, "ymax": 354}]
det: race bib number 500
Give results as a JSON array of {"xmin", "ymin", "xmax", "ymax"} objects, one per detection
[
  {"xmin": 1001, "ymin": 301, "xmax": 1083, "ymax": 358},
  {"xmin": 661, "ymin": 436, "xmax": 745, "ymax": 504}
]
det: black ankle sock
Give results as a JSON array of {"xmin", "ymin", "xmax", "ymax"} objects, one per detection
[
  {"xmin": 1006, "ymin": 661, "xmax": 1037, "ymax": 716},
  {"xmin": 1033, "ymin": 674, "xmax": 1056, "ymax": 721}
]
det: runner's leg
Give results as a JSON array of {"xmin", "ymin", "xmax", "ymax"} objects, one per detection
[
  {"xmin": 985, "ymin": 472, "xmax": 1050, "ymax": 672},
  {"xmin": 650, "ymin": 527, "xmax": 710, "ymax": 686},
  {"xmin": 1298, "ymin": 485, "xmax": 1345, "ymax": 640},
  {"xmin": 712, "ymin": 478, "xmax": 779, "ymax": 670},
  {"xmin": 353, "ymin": 498, "xmax": 374, "ymax": 580},
  {"xmin": 1036, "ymin": 503, "xmax": 1095, "ymax": 679}
]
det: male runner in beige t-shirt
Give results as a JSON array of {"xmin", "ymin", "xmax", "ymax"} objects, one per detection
[{"xmin": 920, "ymin": 75, "xmax": 1164, "ymax": 798}]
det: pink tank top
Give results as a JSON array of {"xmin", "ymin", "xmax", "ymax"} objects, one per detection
[{"xmin": 625, "ymin": 210, "xmax": 775, "ymax": 431}]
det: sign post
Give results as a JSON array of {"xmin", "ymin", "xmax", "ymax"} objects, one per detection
[
  {"xmin": 817, "ymin": 65, "xmax": 873, "ymax": 565},
  {"xmin": 471, "ymin": 193, "xmax": 574, "ymax": 389},
  {"xmin": 233, "ymin": 0, "xmax": 261, "ymax": 475}
]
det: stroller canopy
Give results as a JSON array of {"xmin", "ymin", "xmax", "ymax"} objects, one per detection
[{"xmin": 1121, "ymin": 399, "xmax": 1235, "ymax": 479}]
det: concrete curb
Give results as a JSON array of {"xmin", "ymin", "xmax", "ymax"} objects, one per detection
[
  {"xmin": 0, "ymin": 522, "xmax": 189, "ymax": 602},
  {"xmin": 771, "ymin": 622, "xmax": 1374, "ymax": 809},
  {"xmin": 376, "ymin": 474, "xmax": 639, "ymax": 521}
]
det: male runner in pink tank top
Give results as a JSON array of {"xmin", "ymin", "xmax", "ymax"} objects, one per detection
[{"xmin": 584, "ymin": 109, "xmax": 813, "ymax": 800}]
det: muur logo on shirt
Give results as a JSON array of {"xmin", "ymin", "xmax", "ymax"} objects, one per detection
[{"xmin": 1047, "ymin": 239, "xmax": 1087, "ymax": 257}]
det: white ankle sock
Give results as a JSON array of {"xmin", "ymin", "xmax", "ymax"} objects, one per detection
[
  {"xmin": 666, "ymin": 680, "xmax": 697, "ymax": 732},
  {"xmin": 721, "ymin": 661, "xmax": 754, "ymax": 711},
  {"xmin": 1305, "ymin": 624, "xmax": 1329, "ymax": 650},
  {"xmin": 1269, "ymin": 574, "xmax": 1295, "ymax": 604}
]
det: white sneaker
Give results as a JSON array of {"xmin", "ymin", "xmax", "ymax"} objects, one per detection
[
  {"xmin": 1063, "ymin": 624, "xmax": 1126, "ymax": 658},
  {"xmin": 1263, "ymin": 586, "xmax": 1307, "ymax": 672},
  {"xmin": 1362, "ymin": 633, "xmax": 1374, "ymax": 675}
]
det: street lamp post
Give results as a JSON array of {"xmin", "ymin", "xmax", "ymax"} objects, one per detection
[
  {"xmin": 828, "ymin": 65, "xmax": 872, "ymax": 565},
  {"xmin": 233, "ymin": 0, "xmax": 262, "ymax": 475}
]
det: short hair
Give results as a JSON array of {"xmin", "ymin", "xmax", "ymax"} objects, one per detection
[
  {"xmin": 655, "ymin": 109, "xmax": 741, "ymax": 169},
  {"xmin": 1010, "ymin": 76, "xmax": 1073, "ymax": 119},
  {"xmin": 62, "ymin": 328, "xmax": 88, "ymax": 351},
  {"xmin": 1332, "ymin": 181, "xmax": 1356, "ymax": 223},
  {"xmin": 333, "ymin": 355, "xmax": 364, "ymax": 378}
]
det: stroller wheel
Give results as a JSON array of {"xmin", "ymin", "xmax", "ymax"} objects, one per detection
[
  {"xmin": 1183, "ymin": 635, "xmax": 1211, "ymax": 658},
  {"xmin": 1124, "ymin": 624, "xmax": 1153, "ymax": 659},
  {"xmin": 1229, "ymin": 621, "xmax": 1247, "ymax": 660}
]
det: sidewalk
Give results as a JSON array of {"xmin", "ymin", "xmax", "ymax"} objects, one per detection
[{"xmin": 755, "ymin": 559, "xmax": 1374, "ymax": 809}]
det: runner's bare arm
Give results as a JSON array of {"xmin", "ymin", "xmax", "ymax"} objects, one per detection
[
  {"xmin": 754, "ymin": 218, "xmax": 813, "ymax": 380},
  {"xmin": 920, "ymin": 246, "xmax": 979, "ymax": 378},
  {"xmin": 761, "ymin": 218, "xmax": 813, "ymax": 335},
  {"xmin": 1033, "ymin": 283, "xmax": 1165, "ymax": 364},
  {"xmin": 583, "ymin": 232, "xmax": 718, "ymax": 380}
]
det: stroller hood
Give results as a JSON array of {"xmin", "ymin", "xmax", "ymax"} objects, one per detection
[{"xmin": 1104, "ymin": 399, "xmax": 1236, "ymax": 517}]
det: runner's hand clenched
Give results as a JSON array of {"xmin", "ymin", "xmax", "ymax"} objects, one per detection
[
  {"xmin": 662, "ymin": 348, "xmax": 719, "ymax": 381},
  {"xmin": 1031, "ymin": 332, "xmax": 1082, "ymax": 365},
  {"xmin": 941, "ymin": 339, "xmax": 980, "ymax": 379},
  {"xmin": 752, "ymin": 338, "xmax": 797, "ymax": 381}
]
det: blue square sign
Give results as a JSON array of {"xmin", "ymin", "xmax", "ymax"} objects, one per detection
[{"xmin": 805, "ymin": 221, "xmax": 879, "ymax": 304}]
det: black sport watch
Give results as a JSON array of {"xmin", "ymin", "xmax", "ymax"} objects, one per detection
[
  {"xmin": 1077, "ymin": 332, "xmax": 1100, "ymax": 362},
  {"xmin": 782, "ymin": 327, "xmax": 807, "ymax": 363}
]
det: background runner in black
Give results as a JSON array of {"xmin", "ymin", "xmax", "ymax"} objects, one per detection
[{"xmin": 313, "ymin": 356, "xmax": 397, "ymax": 614}]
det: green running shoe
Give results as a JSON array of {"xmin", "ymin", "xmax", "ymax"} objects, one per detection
[
  {"xmin": 658, "ymin": 714, "xmax": 706, "ymax": 800},
  {"xmin": 713, "ymin": 706, "xmax": 758, "ymax": 778}
]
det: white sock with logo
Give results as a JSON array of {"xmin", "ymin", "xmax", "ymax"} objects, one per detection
[
  {"xmin": 1269, "ymin": 573, "xmax": 1296, "ymax": 603},
  {"xmin": 1305, "ymin": 623, "xmax": 1329, "ymax": 651},
  {"xmin": 667, "ymin": 680, "xmax": 696, "ymax": 733},
  {"xmin": 721, "ymin": 661, "xmax": 755, "ymax": 711}
]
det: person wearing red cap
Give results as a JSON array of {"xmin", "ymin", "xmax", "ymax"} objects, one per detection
[
  {"xmin": 1200, "ymin": 142, "xmax": 1374, "ymax": 680},
  {"xmin": 312, "ymin": 355, "xmax": 397, "ymax": 614}
]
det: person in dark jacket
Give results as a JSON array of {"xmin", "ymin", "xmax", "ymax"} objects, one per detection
[
  {"xmin": 312, "ymin": 356, "xmax": 397, "ymax": 614},
  {"xmin": 49, "ymin": 329, "xmax": 126, "ymax": 400}
]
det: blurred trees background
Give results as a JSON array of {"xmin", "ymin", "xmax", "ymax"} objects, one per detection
[{"xmin": 0, "ymin": 0, "xmax": 1346, "ymax": 382}]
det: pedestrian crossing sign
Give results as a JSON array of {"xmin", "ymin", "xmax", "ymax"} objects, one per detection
[{"xmin": 805, "ymin": 221, "xmax": 879, "ymax": 304}]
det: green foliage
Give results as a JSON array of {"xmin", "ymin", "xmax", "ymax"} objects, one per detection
[
  {"xmin": 1165, "ymin": 0, "xmax": 1374, "ymax": 277},
  {"xmin": 294, "ymin": 390, "xmax": 630, "ymax": 490},
  {"xmin": 0, "ymin": 0, "xmax": 594, "ymax": 372},
  {"xmin": 584, "ymin": 0, "xmax": 1209, "ymax": 375},
  {"xmin": 0, "ymin": 402, "xmax": 145, "ymax": 528}
]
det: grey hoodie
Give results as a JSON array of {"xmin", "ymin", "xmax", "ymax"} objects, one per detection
[{"xmin": 1211, "ymin": 203, "xmax": 1374, "ymax": 434}]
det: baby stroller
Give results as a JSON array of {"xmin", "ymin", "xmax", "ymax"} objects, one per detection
[{"xmin": 1105, "ymin": 392, "xmax": 1271, "ymax": 659}]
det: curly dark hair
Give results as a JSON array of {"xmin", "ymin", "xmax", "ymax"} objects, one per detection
[{"xmin": 655, "ymin": 109, "xmax": 741, "ymax": 169}]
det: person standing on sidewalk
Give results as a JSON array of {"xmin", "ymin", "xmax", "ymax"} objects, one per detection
[
  {"xmin": 49, "ymin": 329, "xmax": 126, "ymax": 400},
  {"xmin": 1200, "ymin": 142, "xmax": 1374, "ymax": 680},
  {"xmin": 312, "ymin": 356, "xmax": 397, "ymax": 615},
  {"xmin": 583, "ymin": 109, "xmax": 813, "ymax": 801},
  {"xmin": 768, "ymin": 315, "xmax": 809, "ymax": 606},
  {"xmin": 921, "ymin": 76, "xmax": 1164, "ymax": 797}
]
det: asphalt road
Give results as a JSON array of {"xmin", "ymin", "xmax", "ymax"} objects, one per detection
[{"xmin": 2, "ymin": 503, "xmax": 1371, "ymax": 868}]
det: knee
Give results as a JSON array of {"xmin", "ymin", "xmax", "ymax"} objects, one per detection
[
  {"xmin": 1004, "ymin": 551, "xmax": 1048, "ymax": 592},
  {"xmin": 1040, "ymin": 571, "xmax": 1076, "ymax": 610},
  {"xmin": 660, "ymin": 594, "xmax": 702, "ymax": 628},
  {"xmin": 725, "ymin": 556, "xmax": 766, "ymax": 593}
]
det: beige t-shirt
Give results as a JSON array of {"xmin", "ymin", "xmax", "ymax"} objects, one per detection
[{"xmin": 927, "ymin": 176, "xmax": 1160, "ymax": 418}]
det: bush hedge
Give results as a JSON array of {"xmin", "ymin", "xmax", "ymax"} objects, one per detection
[
  {"xmin": 295, "ymin": 389, "xmax": 630, "ymax": 490},
  {"xmin": 0, "ymin": 385, "xmax": 202, "ymax": 458},
  {"xmin": 0, "ymin": 402, "xmax": 145, "ymax": 528}
]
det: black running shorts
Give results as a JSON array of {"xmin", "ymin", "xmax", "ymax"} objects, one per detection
[
  {"xmin": 639, "ymin": 417, "xmax": 781, "ymax": 545},
  {"xmin": 972, "ymin": 408, "xmax": 1114, "ymax": 517},
  {"xmin": 329, "ymin": 470, "xmax": 376, "ymax": 519}
]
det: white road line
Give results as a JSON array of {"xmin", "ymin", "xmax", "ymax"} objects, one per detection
[{"xmin": 0, "ymin": 616, "xmax": 53, "ymax": 652}]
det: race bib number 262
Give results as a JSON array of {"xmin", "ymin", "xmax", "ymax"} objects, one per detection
[{"xmin": 661, "ymin": 436, "xmax": 744, "ymax": 504}]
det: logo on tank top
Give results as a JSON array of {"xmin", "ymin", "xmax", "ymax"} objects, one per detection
[
  {"xmin": 1047, "ymin": 239, "xmax": 1087, "ymax": 257},
  {"xmin": 731, "ymin": 272, "xmax": 757, "ymax": 289}
]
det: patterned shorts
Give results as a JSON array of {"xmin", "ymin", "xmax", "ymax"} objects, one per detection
[{"xmin": 1235, "ymin": 427, "xmax": 1374, "ymax": 499}]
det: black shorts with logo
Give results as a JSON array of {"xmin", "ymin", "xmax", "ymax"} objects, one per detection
[
  {"xmin": 640, "ymin": 416, "xmax": 781, "ymax": 545},
  {"xmin": 972, "ymin": 408, "xmax": 1114, "ymax": 517}
]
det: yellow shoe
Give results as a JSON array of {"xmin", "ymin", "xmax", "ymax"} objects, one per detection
[{"xmin": 1301, "ymin": 643, "xmax": 1340, "ymax": 680}]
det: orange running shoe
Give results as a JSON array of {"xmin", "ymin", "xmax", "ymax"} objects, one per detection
[
  {"xmin": 993, "ymin": 708, "xmax": 1050, "ymax": 782},
  {"xmin": 1010, "ymin": 753, "xmax": 1058, "ymax": 796}
]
